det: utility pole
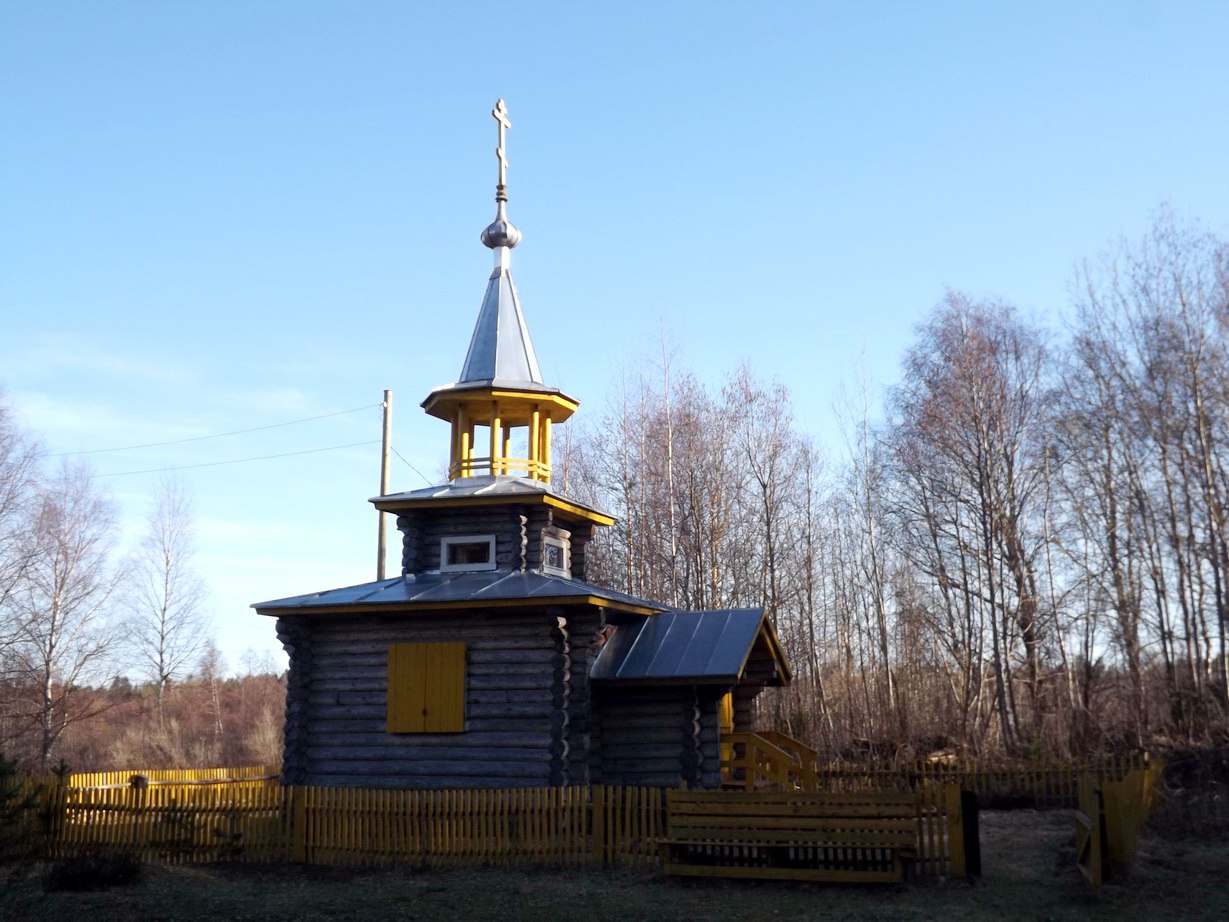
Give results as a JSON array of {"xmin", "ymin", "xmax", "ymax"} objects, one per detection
[{"xmin": 377, "ymin": 389, "xmax": 392, "ymax": 580}]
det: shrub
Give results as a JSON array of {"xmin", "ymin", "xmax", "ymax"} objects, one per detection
[
  {"xmin": 0, "ymin": 751, "xmax": 40, "ymax": 867},
  {"xmin": 41, "ymin": 850, "xmax": 143, "ymax": 892}
]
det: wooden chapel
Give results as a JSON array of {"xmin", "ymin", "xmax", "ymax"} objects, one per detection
[{"xmin": 253, "ymin": 101, "xmax": 790, "ymax": 790}]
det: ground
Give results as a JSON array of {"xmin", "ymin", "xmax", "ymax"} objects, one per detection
[{"xmin": 2, "ymin": 810, "xmax": 1227, "ymax": 921}]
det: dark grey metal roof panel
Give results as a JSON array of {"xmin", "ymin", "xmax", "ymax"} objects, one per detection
[
  {"xmin": 371, "ymin": 476, "xmax": 611, "ymax": 525},
  {"xmin": 589, "ymin": 609, "xmax": 766, "ymax": 683},
  {"xmin": 375, "ymin": 475, "xmax": 556, "ymax": 504},
  {"xmin": 252, "ymin": 570, "xmax": 664, "ymax": 614}
]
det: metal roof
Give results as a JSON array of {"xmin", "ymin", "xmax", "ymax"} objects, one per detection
[
  {"xmin": 374, "ymin": 474, "xmax": 556, "ymax": 505},
  {"xmin": 589, "ymin": 608, "xmax": 774, "ymax": 684},
  {"xmin": 453, "ymin": 259, "xmax": 546, "ymax": 390},
  {"xmin": 370, "ymin": 476, "xmax": 614, "ymax": 524},
  {"xmin": 252, "ymin": 570, "xmax": 664, "ymax": 616}
]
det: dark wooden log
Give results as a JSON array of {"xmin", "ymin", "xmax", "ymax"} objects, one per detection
[
  {"xmin": 306, "ymin": 746, "xmax": 551, "ymax": 763},
  {"xmin": 300, "ymin": 730, "xmax": 549, "ymax": 748}
]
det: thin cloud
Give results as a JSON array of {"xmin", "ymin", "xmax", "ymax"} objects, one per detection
[
  {"xmin": 2, "ymin": 336, "xmax": 196, "ymax": 385},
  {"xmin": 11, "ymin": 391, "xmax": 210, "ymax": 447}
]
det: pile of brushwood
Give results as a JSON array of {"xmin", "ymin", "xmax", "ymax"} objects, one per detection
[{"xmin": 1151, "ymin": 746, "xmax": 1229, "ymax": 840}]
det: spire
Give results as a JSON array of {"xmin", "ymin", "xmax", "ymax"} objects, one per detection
[
  {"xmin": 422, "ymin": 99, "xmax": 578, "ymax": 485},
  {"xmin": 458, "ymin": 99, "xmax": 540, "ymax": 388}
]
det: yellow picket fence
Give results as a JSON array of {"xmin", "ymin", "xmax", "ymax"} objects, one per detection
[
  {"xmin": 36, "ymin": 781, "xmax": 662, "ymax": 869},
  {"xmin": 32, "ymin": 778, "xmax": 965, "ymax": 878},
  {"xmin": 724, "ymin": 734, "xmax": 1152, "ymax": 808},
  {"xmin": 915, "ymin": 783, "xmax": 966, "ymax": 879},
  {"xmin": 45, "ymin": 782, "xmax": 288, "ymax": 863},
  {"xmin": 23, "ymin": 754, "xmax": 1157, "ymax": 878},
  {"xmin": 64, "ymin": 764, "xmax": 281, "ymax": 790},
  {"xmin": 892, "ymin": 754, "xmax": 1155, "ymax": 808},
  {"xmin": 289, "ymin": 784, "xmax": 660, "ymax": 868}
]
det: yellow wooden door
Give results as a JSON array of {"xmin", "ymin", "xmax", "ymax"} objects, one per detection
[{"xmin": 719, "ymin": 690, "xmax": 735, "ymax": 769}]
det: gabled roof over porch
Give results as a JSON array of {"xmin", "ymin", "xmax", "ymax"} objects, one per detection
[{"xmin": 589, "ymin": 608, "xmax": 791, "ymax": 687}]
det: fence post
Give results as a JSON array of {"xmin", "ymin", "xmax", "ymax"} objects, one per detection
[
  {"xmin": 1101, "ymin": 778, "xmax": 1127, "ymax": 876},
  {"xmin": 1075, "ymin": 776, "xmax": 1102, "ymax": 898},
  {"xmin": 960, "ymin": 790, "xmax": 981, "ymax": 878},
  {"xmin": 39, "ymin": 779, "xmax": 67, "ymax": 858},
  {"xmin": 290, "ymin": 786, "xmax": 307, "ymax": 863},
  {"xmin": 592, "ymin": 785, "xmax": 606, "ymax": 867},
  {"xmin": 944, "ymin": 784, "xmax": 965, "ymax": 878}
]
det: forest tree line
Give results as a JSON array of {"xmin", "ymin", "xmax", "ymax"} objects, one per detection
[{"xmin": 563, "ymin": 212, "xmax": 1229, "ymax": 759}]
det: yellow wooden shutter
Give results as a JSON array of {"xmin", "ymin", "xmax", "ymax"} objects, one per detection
[
  {"xmin": 423, "ymin": 642, "xmax": 466, "ymax": 732},
  {"xmin": 388, "ymin": 642, "xmax": 466, "ymax": 733}
]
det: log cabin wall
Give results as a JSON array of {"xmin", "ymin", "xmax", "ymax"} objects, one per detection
[
  {"xmin": 564, "ymin": 608, "xmax": 606, "ymax": 785},
  {"xmin": 522, "ymin": 506, "xmax": 551, "ymax": 572},
  {"xmin": 396, "ymin": 504, "xmax": 597, "ymax": 579},
  {"xmin": 277, "ymin": 617, "xmax": 311, "ymax": 785},
  {"xmin": 591, "ymin": 686, "xmax": 722, "ymax": 788},
  {"xmin": 396, "ymin": 507, "xmax": 526, "ymax": 574},
  {"xmin": 276, "ymin": 606, "xmax": 610, "ymax": 789},
  {"xmin": 567, "ymin": 523, "xmax": 593, "ymax": 581},
  {"xmin": 732, "ymin": 684, "xmax": 759, "ymax": 733}
]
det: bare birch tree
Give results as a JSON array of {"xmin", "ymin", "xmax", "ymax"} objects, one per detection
[
  {"xmin": 887, "ymin": 293, "xmax": 1050, "ymax": 752},
  {"xmin": 127, "ymin": 478, "xmax": 209, "ymax": 718},
  {"xmin": 7, "ymin": 462, "xmax": 122, "ymax": 769},
  {"xmin": 0, "ymin": 397, "xmax": 41, "ymax": 652}
]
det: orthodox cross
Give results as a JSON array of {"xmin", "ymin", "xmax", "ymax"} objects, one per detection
[{"xmin": 492, "ymin": 98, "xmax": 511, "ymax": 199}]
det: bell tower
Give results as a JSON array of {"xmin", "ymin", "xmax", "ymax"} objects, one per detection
[
  {"xmin": 373, "ymin": 100, "xmax": 612, "ymax": 582},
  {"xmin": 421, "ymin": 99, "xmax": 577, "ymax": 485}
]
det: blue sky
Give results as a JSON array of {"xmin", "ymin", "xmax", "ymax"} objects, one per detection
[{"xmin": 3, "ymin": 1, "xmax": 1228, "ymax": 673}]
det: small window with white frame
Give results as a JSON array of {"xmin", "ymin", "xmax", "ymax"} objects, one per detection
[
  {"xmin": 542, "ymin": 534, "xmax": 570, "ymax": 578},
  {"xmin": 440, "ymin": 535, "xmax": 497, "ymax": 572}
]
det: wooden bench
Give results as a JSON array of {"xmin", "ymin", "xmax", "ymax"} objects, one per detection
[{"xmin": 660, "ymin": 789, "xmax": 919, "ymax": 883}]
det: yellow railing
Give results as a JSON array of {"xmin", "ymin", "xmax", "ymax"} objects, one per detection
[
  {"xmin": 757, "ymin": 730, "xmax": 821, "ymax": 780},
  {"xmin": 450, "ymin": 455, "xmax": 550, "ymax": 481},
  {"xmin": 721, "ymin": 732, "xmax": 814, "ymax": 791}
]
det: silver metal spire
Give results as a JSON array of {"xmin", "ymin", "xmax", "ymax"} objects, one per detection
[{"xmin": 458, "ymin": 99, "xmax": 542, "ymax": 387}]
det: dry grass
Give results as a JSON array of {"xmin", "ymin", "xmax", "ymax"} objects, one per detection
[{"xmin": 2, "ymin": 810, "xmax": 1227, "ymax": 921}]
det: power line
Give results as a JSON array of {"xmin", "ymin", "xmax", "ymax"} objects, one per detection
[
  {"xmin": 99, "ymin": 440, "xmax": 382, "ymax": 477},
  {"xmin": 52, "ymin": 403, "xmax": 381, "ymax": 457},
  {"xmin": 392, "ymin": 447, "xmax": 436, "ymax": 486}
]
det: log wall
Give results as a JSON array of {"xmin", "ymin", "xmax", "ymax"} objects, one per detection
[
  {"xmin": 278, "ymin": 606, "xmax": 612, "ymax": 789},
  {"xmin": 277, "ymin": 606, "xmax": 732, "ymax": 790},
  {"xmin": 395, "ymin": 504, "xmax": 596, "ymax": 580},
  {"xmin": 591, "ymin": 686, "xmax": 722, "ymax": 788}
]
